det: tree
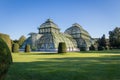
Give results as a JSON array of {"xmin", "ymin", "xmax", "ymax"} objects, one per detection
[
  {"xmin": 100, "ymin": 34, "xmax": 107, "ymax": 47},
  {"xmin": 18, "ymin": 35, "xmax": 26, "ymax": 48},
  {"xmin": 97, "ymin": 34, "xmax": 107, "ymax": 50},
  {"xmin": 109, "ymin": 27, "xmax": 120, "ymax": 48},
  {"xmin": 13, "ymin": 39, "xmax": 19, "ymax": 44},
  {"xmin": 12, "ymin": 43, "xmax": 19, "ymax": 53},
  {"xmin": 25, "ymin": 44, "xmax": 31, "ymax": 52},
  {"xmin": 0, "ymin": 38, "xmax": 12, "ymax": 80},
  {"xmin": 58, "ymin": 42, "xmax": 67, "ymax": 53}
]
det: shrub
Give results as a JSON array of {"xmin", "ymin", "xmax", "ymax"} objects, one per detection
[
  {"xmin": 89, "ymin": 45, "xmax": 95, "ymax": 51},
  {"xmin": 0, "ymin": 38, "xmax": 12, "ymax": 80},
  {"xmin": 80, "ymin": 47, "xmax": 86, "ymax": 51},
  {"xmin": 25, "ymin": 44, "xmax": 31, "ymax": 52},
  {"xmin": 0, "ymin": 33, "xmax": 12, "ymax": 51},
  {"xmin": 58, "ymin": 42, "xmax": 67, "ymax": 53},
  {"xmin": 105, "ymin": 46, "xmax": 109, "ymax": 50},
  {"xmin": 98, "ymin": 46, "xmax": 105, "ymax": 51},
  {"xmin": 12, "ymin": 43, "xmax": 19, "ymax": 53}
]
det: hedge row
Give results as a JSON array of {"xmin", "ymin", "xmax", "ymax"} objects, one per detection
[
  {"xmin": 0, "ymin": 38, "xmax": 12, "ymax": 80},
  {"xmin": 0, "ymin": 33, "xmax": 12, "ymax": 51}
]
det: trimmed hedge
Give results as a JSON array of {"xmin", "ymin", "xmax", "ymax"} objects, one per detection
[
  {"xmin": 0, "ymin": 38, "xmax": 12, "ymax": 80},
  {"xmin": 0, "ymin": 33, "xmax": 12, "ymax": 51},
  {"xmin": 58, "ymin": 42, "xmax": 67, "ymax": 53},
  {"xmin": 80, "ymin": 47, "xmax": 86, "ymax": 51},
  {"xmin": 12, "ymin": 43, "xmax": 19, "ymax": 53},
  {"xmin": 98, "ymin": 46, "xmax": 105, "ymax": 51},
  {"xmin": 25, "ymin": 44, "xmax": 31, "ymax": 52},
  {"xmin": 89, "ymin": 45, "xmax": 96, "ymax": 51}
]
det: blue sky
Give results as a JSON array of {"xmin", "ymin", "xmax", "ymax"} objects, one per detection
[{"xmin": 0, "ymin": 0, "xmax": 120, "ymax": 40}]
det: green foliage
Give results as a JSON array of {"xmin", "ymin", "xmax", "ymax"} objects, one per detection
[
  {"xmin": 89, "ymin": 45, "xmax": 96, "ymax": 51},
  {"xmin": 58, "ymin": 42, "xmax": 67, "ymax": 53},
  {"xmin": 98, "ymin": 46, "xmax": 105, "ymax": 51},
  {"xmin": 13, "ymin": 40, "xmax": 19, "ymax": 44},
  {"xmin": 18, "ymin": 35, "xmax": 26, "ymax": 48},
  {"xmin": 0, "ymin": 38, "xmax": 12, "ymax": 80},
  {"xmin": 97, "ymin": 34, "xmax": 108, "ymax": 51},
  {"xmin": 80, "ymin": 47, "xmax": 86, "ymax": 51},
  {"xmin": 98, "ymin": 34, "xmax": 107, "ymax": 48},
  {"xmin": 0, "ymin": 33, "xmax": 12, "ymax": 51},
  {"xmin": 12, "ymin": 43, "xmax": 19, "ymax": 53},
  {"xmin": 25, "ymin": 44, "xmax": 31, "ymax": 52},
  {"xmin": 105, "ymin": 46, "xmax": 109, "ymax": 50},
  {"xmin": 109, "ymin": 27, "xmax": 120, "ymax": 48},
  {"xmin": 101, "ymin": 34, "xmax": 107, "ymax": 47}
]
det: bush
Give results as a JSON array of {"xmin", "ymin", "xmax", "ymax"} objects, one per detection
[
  {"xmin": 12, "ymin": 43, "xmax": 19, "ymax": 53},
  {"xmin": 105, "ymin": 46, "xmax": 109, "ymax": 50},
  {"xmin": 58, "ymin": 42, "xmax": 67, "ymax": 53},
  {"xmin": 25, "ymin": 44, "xmax": 31, "ymax": 52},
  {"xmin": 0, "ymin": 38, "xmax": 12, "ymax": 80},
  {"xmin": 98, "ymin": 46, "xmax": 105, "ymax": 51},
  {"xmin": 89, "ymin": 45, "xmax": 95, "ymax": 51},
  {"xmin": 0, "ymin": 33, "xmax": 12, "ymax": 51},
  {"xmin": 80, "ymin": 47, "xmax": 86, "ymax": 51}
]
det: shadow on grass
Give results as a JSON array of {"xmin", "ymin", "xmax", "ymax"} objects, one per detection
[
  {"xmin": 22, "ymin": 53, "xmax": 58, "ymax": 55},
  {"xmin": 5, "ymin": 55, "xmax": 120, "ymax": 80},
  {"xmin": 80, "ymin": 50, "xmax": 120, "ymax": 54},
  {"xmin": 20, "ymin": 50, "xmax": 120, "ymax": 55}
]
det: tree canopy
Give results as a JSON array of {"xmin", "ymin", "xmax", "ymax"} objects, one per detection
[{"xmin": 109, "ymin": 27, "xmax": 120, "ymax": 48}]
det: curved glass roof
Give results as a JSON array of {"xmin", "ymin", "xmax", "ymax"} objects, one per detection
[
  {"xmin": 65, "ymin": 23, "xmax": 91, "ymax": 37},
  {"xmin": 39, "ymin": 19, "xmax": 60, "ymax": 29}
]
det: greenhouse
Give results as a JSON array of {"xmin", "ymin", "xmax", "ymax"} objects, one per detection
[{"xmin": 21, "ymin": 19, "xmax": 92, "ymax": 51}]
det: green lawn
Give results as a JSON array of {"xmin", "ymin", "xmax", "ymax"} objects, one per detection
[{"xmin": 5, "ymin": 50, "xmax": 120, "ymax": 80}]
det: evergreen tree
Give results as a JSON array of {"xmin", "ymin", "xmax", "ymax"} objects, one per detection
[
  {"xmin": 101, "ymin": 34, "xmax": 107, "ymax": 47},
  {"xmin": 97, "ymin": 34, "xmax": 107, "ymax": 50}
]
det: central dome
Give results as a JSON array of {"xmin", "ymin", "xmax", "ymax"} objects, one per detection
[{"xmin": 40, "ymin": 19, "xmax": 60, "ymax": 29}]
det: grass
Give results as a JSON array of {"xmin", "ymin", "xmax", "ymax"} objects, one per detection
[{"xmin": 5, "ymin": 50, "xmax": 120, "ymax": 80}]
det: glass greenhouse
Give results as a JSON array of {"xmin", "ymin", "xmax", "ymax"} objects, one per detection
[{"xmin": 21, "ymin": 19, "xmax": 92, "ymax": 51}]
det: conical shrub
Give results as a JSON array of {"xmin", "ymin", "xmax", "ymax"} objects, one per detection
[
  {"xmin": 58, "ymin": 42, "xmax": 67, "ymax": 53},
  {"xmin": 25, "ymin": 44, "xmax": 31, "ymax": 53},
  {"xmin": 0, "ymin": 38, "xmax": 12, "ymax": 80},
  {"xmin": 12, "ymin": 43, "xmax": 19, "ymax": 53}
]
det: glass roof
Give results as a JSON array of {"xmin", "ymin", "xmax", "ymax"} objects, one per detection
[{"xmin": 39, "ymin": 19, "xmax": 60, "ymax": 29}]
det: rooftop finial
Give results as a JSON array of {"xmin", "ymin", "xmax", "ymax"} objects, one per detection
[
  {"xmin": 72, "ymin": 23, "xmax": 82, "ymax": 28},
  {"xmin": 46, "ymin": 18, "xmax": 53, "ymax": 23}
]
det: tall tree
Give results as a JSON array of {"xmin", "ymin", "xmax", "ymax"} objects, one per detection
[
  {"xmin": 100, "ymin": 34, "xmax": 107, "ymax": 47},
  {"xmin": 97, "ymin": 34, "xmax": 107, "ymax": 50},
  {"xmin": 109, "ymin": 27, "xmax": 120, "ymax": 48},
  {"xmin": 18, "ymin": 35, "xmax": 26, "ymax": 48}
]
